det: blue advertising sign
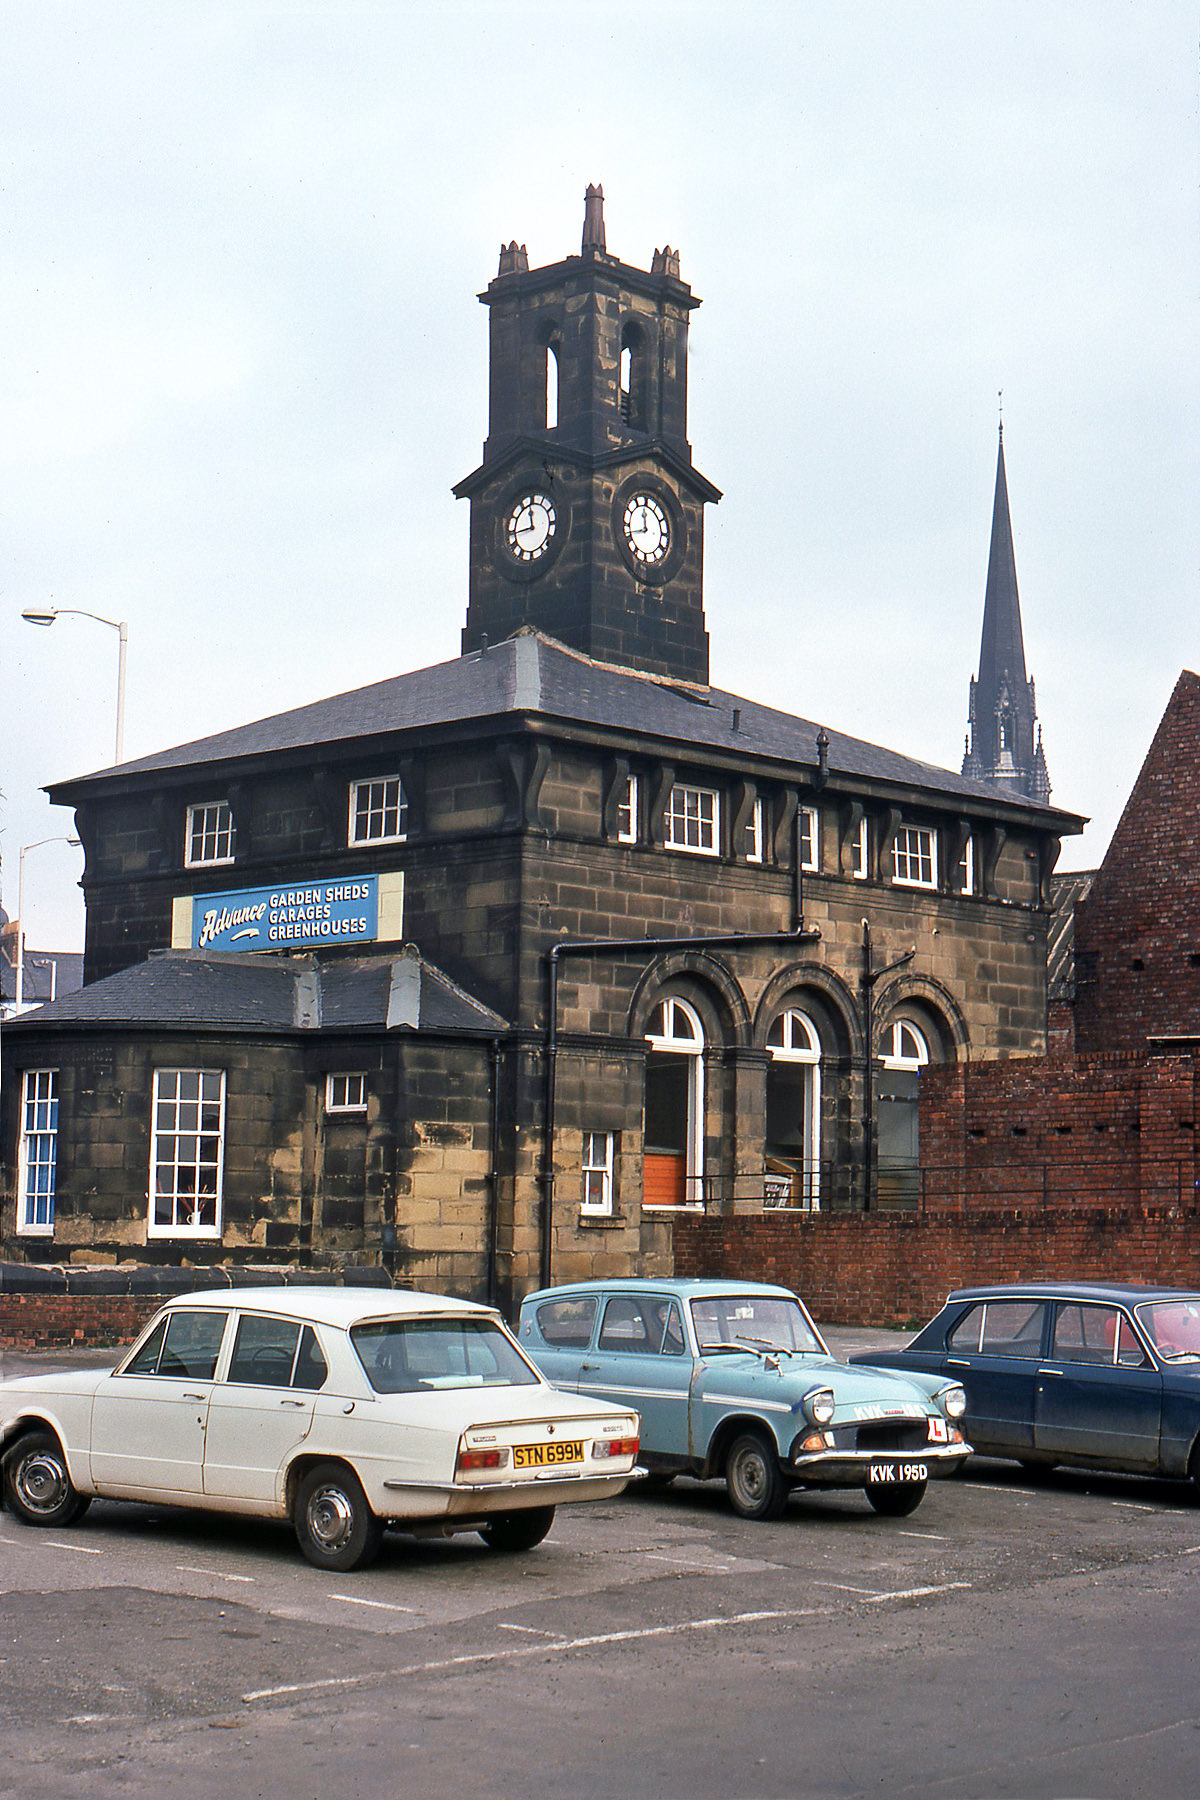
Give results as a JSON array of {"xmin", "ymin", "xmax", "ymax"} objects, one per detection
[{"xmin": 190, "ymin": 878, "xmax": 380, "ymax": 954}]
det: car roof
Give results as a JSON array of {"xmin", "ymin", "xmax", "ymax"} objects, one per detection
[
  {"xmin": 160, "ymin": 1285, "xmax": 497, "ymax": 1329},
  {"xmin": 942, "ymin": 1281, "xmax": 1200, "ymax": 1307},
  {"xmin": 522, "ymin": 1278, "xmax": 798, "ymax": 1303}
]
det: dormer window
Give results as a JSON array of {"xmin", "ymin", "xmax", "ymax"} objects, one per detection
[
  {"xmin": 666, "ymin": 783, "xmax": 719, "ymax": 856},
  {"xmin": 891, "ymin": 825, "xmax": 937, "ymax": 890},
  {"xmin": 615, "ymin": 773, "xmax": 640, "ymax": 844},
  {"xmin": 185, "ymin": 801, "xmax": 235, "ymax": 869},
  {"xmin": 350, "ymin": 776, "xmax": 408, "ymax": 846}
]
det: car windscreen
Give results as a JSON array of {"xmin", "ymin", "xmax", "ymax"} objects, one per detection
[
  {"xmin": 351, "ymin": 1317, "xmax": 541, "ymax": 1392},
  {"xmin": 1135, "ymin": 1299, "xmax": 1200, "ymax": 1362},
  {"xmin": 689, "ymin": 1294, "xmax": 825, "ymax": 1356}
]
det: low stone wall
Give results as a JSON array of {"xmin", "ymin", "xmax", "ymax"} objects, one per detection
[
  {"xmin": 672, "ymin": 1205, "xmax": 1200, "ymax": 1329},
  {"xmin": 0, "ymin": 1264, "xmax": 394, "ymax": 1350}
]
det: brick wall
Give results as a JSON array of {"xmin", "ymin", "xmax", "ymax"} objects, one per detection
[
  {"xmin": 672, "ymin": 1205, "xmax": 1200, "ymax": 1329},
  {"xmin": 1073, "ymin": 670, "xmax": 1200, "ymax": 1052},
  {"xmin": 0, "ymin": 1295, "xmax": 161, "ymax": 1351}
]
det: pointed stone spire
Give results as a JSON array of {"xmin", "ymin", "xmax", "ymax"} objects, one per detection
[
  {"xmin": 962, "ymin": 422, "xmax": 1051, "ymax": 801},
  {"xmin": 581, "ymin": 182, "xmax": 606, "ymax": 254}
]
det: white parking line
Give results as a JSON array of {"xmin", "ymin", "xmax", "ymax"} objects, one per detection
[
  {"xmin": 814, "ymin": 1581, "xmax": 881, "ymax": 1595},
  {"xmin": 897, "ymin": 1530, "xmax": 947, "ymax": 1541},
  {"xmin": 865, "ymin": 1582, "xmax": 971, "ymax": 1603},
  {"xmin": 328, "ymin": 1594, "xmax": 416, "ymax": 1613},
  {"xmin": 1110, "ymin": 1502, "xmax": 1159, "ymax": 1512},
  {"xmin": 642, "ymin": 1552, "xmax": 734, "ymax": 1572},
  {"xmin": 497, "ymin": 1623, "xmax": 568, "ymax": 1639},
  {"xmin": 175, "ymin": 1565, "xmax": 255, "ymax": 1583},
  {"xmin": 1179, "ymin": 1545, "xmax": 1200, "ymax": 1555},
  {"xmin": 46, "ymin": 1540, "xmax": 103, "ymax": 1554},
  {"xmin": 242, "ymin": 1607, "xmax": 823, "ymax": 1704}
]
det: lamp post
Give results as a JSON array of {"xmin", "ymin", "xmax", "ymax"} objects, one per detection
[
  {"xmin": 21, "ymin": 605, "xmax": 128, "ymax": 765},
  {"xmin": 15, "ymin": 837, "xmax": 82, "ymax": 1009}
]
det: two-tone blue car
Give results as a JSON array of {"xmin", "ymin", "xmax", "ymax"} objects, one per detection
[
  {"xmin": 517, "ymin": 1279, "xmax": 970, "ymax": 1519},
  {"xmin": 849, "ymin": 1281, "xmax": 1200, "ymax": 1490}
]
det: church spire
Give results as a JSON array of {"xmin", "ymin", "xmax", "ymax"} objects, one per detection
[{"xmin": 962, "ymin": 422, "xmax": 1051, "ymax": 801}]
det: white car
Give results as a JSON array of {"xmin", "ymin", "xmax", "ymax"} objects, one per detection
[{"xmin": 0, "ymin": 1286, "xmax": 641, "ymax": 1571}]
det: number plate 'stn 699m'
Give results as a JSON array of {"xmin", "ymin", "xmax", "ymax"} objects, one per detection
[
  {"xmin": 868, "ymin": 1462, "xmax": 928, "ymax": 1483},
  {"xmin": 513, "ymin": 1440, "xmax": 585, "ymax": 1469}
]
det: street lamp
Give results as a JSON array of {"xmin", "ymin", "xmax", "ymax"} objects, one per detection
[
  {"xmin": 15, "ymin": 837, "xmax": 82, "ymax": 1010},
  {"xmin": 21, "ymin": 605, "xmax": 128, "ymax": 765}
]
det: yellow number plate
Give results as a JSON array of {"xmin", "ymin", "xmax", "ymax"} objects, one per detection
[{"xmin": 512, "ymin": 1439, "xmax": 585, "ymax": 1469}]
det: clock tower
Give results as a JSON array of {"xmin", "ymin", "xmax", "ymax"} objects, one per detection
[{"xmin": 455, "ymin": 186, "xmax": 720, "ymax": 684}]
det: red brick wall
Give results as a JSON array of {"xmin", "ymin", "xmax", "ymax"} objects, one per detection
[
  {"xmin": 0, "ymin": 1296, "xmax": 161, "ymax": 1351},
  {"xmin": 1073, "ymin": 670, "xmax": 1200, "ymax": 1052},
  {"xmin": 673, "ymin": 1206, "xmax": 1200, "ymax": 1329},
  {"xmin": 919, "ymin": 1043, "xmax": 1200, "ymax": 1208}
]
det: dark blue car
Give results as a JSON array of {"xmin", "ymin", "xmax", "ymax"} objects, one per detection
[{"xmin": 850, "ymin": 1282, "xmax": 1200, "ymax": 1487}]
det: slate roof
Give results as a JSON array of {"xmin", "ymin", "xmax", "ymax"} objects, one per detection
[
  {"xmin": 50, "ymin": 629, "xmax": 1081, "ymax": 824},
  {"xmin": 4, "ymin": 948, "xmax": 508, "ymax": 1036}
]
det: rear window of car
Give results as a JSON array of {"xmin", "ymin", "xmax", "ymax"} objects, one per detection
[
  {"xmin": 535, "ymin": 1296, "xmax": 597, "ymax": 1347},
  {"xmin": 226, "ymin": 1314, "xmax": 329, "ymax": 1390},
  {"xmin": 689, "ymin": 1294, "xmax": 823, "ymax": 1355},
  {"xmin": 351, "ymin": 1317, "xmax": 540, "ymax": 1392},
  {"xmin": 949, "ymin": 1301, "xmax": 1047, "ymax": 1358}
]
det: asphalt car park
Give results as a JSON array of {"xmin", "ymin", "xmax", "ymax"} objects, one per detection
[{"xmin": 5, "ymin": 1331, "xmax": 1200, "ymax": 1798}]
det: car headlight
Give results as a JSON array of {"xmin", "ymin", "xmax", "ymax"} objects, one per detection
[
  {"xmin": 805, "ymin": 1387, "xmax": 836, "ymax": 1426},
  {"xmin": 941, "ymin": 1384, "xmax": 967, "ymax": 1420}
]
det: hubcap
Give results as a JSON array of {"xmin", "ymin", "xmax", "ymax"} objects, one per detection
[
  {"xmin": 307, "ymin": 1483, "xmax": 354, "ymax": 1553},
  {"xmin": 731, "ymin": 1448, "xmax": 767, "ymax": 1504},
  {"xmin": 16, "ymin": 1451, "xmax": 70, "ymax": 1516}
]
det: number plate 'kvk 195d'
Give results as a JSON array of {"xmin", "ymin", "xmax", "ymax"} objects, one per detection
[
  {"xmin": 868, "ymin": 1462, "xmax": 928, "ymax": 1483},
  {"xmin": 513, "ymin": 1440, "xmax": 585, "ymax": 1469}
]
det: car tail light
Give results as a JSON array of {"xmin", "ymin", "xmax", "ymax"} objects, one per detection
[
  {"xmin": 592, "ymin": 1436, "xmax": 639, "ymax": 1459},
  {"xmin": 456, "ymin": 1446, "xmax": 510, "ymax": 1474}
]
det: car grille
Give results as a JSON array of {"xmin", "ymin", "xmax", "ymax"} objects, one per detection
[{"xmin": 833, "ymin": 1421, "xmax": 929, "ymax": 1454}]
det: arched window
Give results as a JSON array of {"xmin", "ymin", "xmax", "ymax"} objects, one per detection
[
  {"xmin": 644, "ymin": 997, "xmax": 704, "ymax": 1209},
  {"xmin": 545, "ymin": 335, "xmax": 560, "ymax": 430},
  {"xmin": 876, "ymin": 1017, "xmax": 930, "ymax": 1207},
  {"xmin": 765, "ymin": 1009, "xmax": 822, "ymax": 1210},
  {"xmin": 619, "ymin": 321, "xmax": 645, "ymax": 427}
]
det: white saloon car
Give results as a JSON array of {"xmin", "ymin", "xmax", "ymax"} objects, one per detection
[{"xmin": 0, "ymin": 1287, "xmax": 641, "ymax": 1571}]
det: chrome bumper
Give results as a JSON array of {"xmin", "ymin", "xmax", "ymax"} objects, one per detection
[{"xmin": 788, "ymin": 1443, "xmax": 972, "ymax": 1486}]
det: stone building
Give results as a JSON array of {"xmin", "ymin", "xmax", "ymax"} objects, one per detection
[{"xmin": 1, "ymin": 190, "xmax": 1081, "ymax": 1310}]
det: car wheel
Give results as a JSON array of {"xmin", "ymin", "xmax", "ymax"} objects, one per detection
[
  {"xmin": 479, "ymin": 1506, "xmax": 556, "ymax": 1552},
  {"xmin": 865, "ymin": 1477, "xmax": 927, "ymax": 1517},
  {"xmin": 725, "ymin": 1430, "xmax": 789, "ymax": 1521},
  {"xmin": 2, "ymin": 1430, "xmax": 91, "ymax": 1528},
  {"xmin": 294, "ymin": 1463, "xmax": 384, "ymax": 1572}
]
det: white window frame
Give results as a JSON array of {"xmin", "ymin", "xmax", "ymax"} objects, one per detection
[
  {"xmin": 744, "ymin": 796, "xmax": 766, "ymax": 864},
  {"xmin": 644, "ymin": 996, "xmax": 705, "ymax": 1209},
  {"xmin": 957, "ymin": 835, "xmax": 976, "ymax": 896},
  {"xmin": 149, "ymin": 1068, "xmax": 226, "ymax": 1240},
  {"xmin": 185, "ymin": 801, "xmax": 235, "ymax": 869},
  {"xmin": 17, "ymin": 1068, "xmax": 58, "ymax": 1236},
  {"xmin": 891, "ymin": 825, "xmax": 938, "ymax": 890},
  {"xmin": 665, "ymin": 783, "xmax": 719, "ymax": 856},
  {"xmin": 581, "ymin": 1131, "xmax": 615, "ymax": 1215},
  {"xmin": 799, "ymin": 805, "xmax": 820, "ymax": 872},
  {"xmin": 880, "ymin": 1019, "xmax": 930, "ymax": 1070},
  {"xmin": 326, "ymin": 1073, "xmax": 368, "ymax": 1113},
  {"xmin": 615, "ymin": 773, "xmax": 640, "ymax": 844},
  {"xmin": 766, "ymin": 1010, "xmax": 822, "ymax": 1209},
  {"xmin": 349, "ymin": 775, "xmax": 408, "ymax": 846},
  {"xmin": 851, "ymin": 815, "xmax": 869, "ymax": 880}
]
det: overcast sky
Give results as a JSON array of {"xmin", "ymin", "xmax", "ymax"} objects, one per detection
[{"xmin": 4, "ymin": 1, "xmax": 1198, "ymax": 951}]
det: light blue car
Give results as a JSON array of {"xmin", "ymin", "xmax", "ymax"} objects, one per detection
[{"xmin": 517, "ymin": 1278, "xmax": 970, "ymax": 1520}]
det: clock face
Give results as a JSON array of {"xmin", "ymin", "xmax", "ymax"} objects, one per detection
[
  {"xmin": 505, "ymin": 491, "xmax": 557, "ymax": 563},
  {"xmin": 622, "ymin": 491, "xmax": 671, "ymax": 567}
]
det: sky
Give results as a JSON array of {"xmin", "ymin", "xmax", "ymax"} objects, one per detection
[{"xmin": 4, "ymin": 1, "xmax": 1198, "ymax": 951}]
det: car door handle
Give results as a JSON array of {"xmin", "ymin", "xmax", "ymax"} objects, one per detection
[
  {"xmin": 580, "ymin": 1362, "xmax": 600, "ymax": 1371},
  {"xmin": 1037, "ymin": 1367, "xmax": 1063, "ymax": 1377},
  {"xmin": 946, "ymin": 1359, "xmax": 971, "ymax": 1368},
  {"xmin": 183, "ymin": 1391, "xmax": 208, "ymax": 1401},
  {"xmin": 279, "ymin": 1397, "xmax": 307, "ymax": 1408}
]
